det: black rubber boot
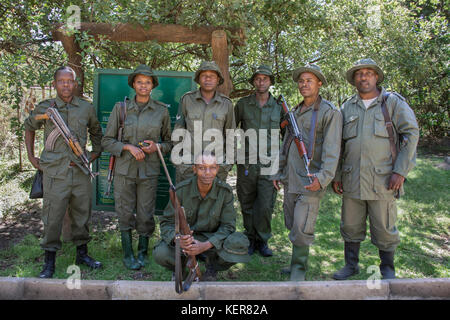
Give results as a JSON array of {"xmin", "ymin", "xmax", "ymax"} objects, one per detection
[
  {"xmin": 120, "ymin": 230, "xmax": 141, "ymax": 270},
  {"xmin": 137, "ymin": 235, "xmax": 149, "ymax": 268},
  {"xmin": 257, "ymin": 241, "xmax": 273, "ymax": 257},
  {"xmin": 39, "ymin": 250, "xmax": 56, "ymax": 279},
  {"xmin": 76, "ymin": 244, "xmax": 102, "ymax": 269},
  {"xmin": 248, "ymin": 239, "xmax": 256, "ymax": 255},
  {"xmin": 290, "ymin": 245, "xmax": 309, "ymax": 281},
  {"xmin": 333, "ymin": 242, "xmax": 360, "ymax": 280},
  {"xmin": 379, "ymin": 250, "xmax": 396, "ymax": 279}
]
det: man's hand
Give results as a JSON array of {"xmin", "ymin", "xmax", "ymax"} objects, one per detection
[
  {"xmin": 305, "ymin": 175, "xmax": 321, "ymax": 192},
  {"xmin": 388, "ymin": 173, "xmax": 405, "ymax": 191},
  {"xmin": 140, "ymin": 140, "xmax": 158, "ymax": 154},
  {"xmin": 124, "ymin": 144, "xmax": 145, "ymax": 161},
  {"xmin": 29, "ymin": 156, "xmax": 41, "ymax": 171},
  {"xmin": 273, "ymin": 180, "xmax": 281, "ymax": 191},
  {"xmin": 179, "ymin": 232, "xmax": 212, "ymax": 256},
  {"xmin": 90, "ymin": 152, "xmax": 100, "ymax": 163},
  {"xmin": 332, "ymin": 181, "xmax": 343, "ymax": 195}
]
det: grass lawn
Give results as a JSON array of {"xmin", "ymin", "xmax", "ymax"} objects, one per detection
[{"xmin": 0, "ymin": 154, "xmax": 448, "ymax": 282}]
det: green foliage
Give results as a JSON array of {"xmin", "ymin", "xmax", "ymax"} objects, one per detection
[{"xmin": 0, "ymin": 0, "xmax": 448, "ymax": 144}]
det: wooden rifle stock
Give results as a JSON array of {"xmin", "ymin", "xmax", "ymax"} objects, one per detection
[{"xmin": 155, "ymin": 145, "xmax": 201, "ymax": 294}]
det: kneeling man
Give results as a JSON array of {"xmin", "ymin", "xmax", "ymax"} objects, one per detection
[{"xmin": 154, "ymin": 152, "xmax": 250, "ymax": 281}]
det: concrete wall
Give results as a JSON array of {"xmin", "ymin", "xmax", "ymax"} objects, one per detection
[{"xmin": 0, "ymin": 277, "xmax": 448, "ymax": 300}]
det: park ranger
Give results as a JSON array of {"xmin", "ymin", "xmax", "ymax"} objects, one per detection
[
  {"xmin": 102, "ymin": 64, "xmax": 172, "ymax": 270},
  {"xmin": 272, "ymin": 64, "xmax": 342, "ymax": 281},
  {"xmin": 24, "ymin": 66, "xmax": 103, "ymax": 278},
  {"xmin": 154, "ymin": 152, "xmax": 250, "ymax": 281},
  {"xmin": 332, "ymin": 58, "xmax": 419, "ymax": 280},
  {"xmin": 234, "ymin": 65, "xmax": 283, "ymax": 257},
  {"xmin": 173, "ymin": 61, "xmax": 235, "ymax": 183}
]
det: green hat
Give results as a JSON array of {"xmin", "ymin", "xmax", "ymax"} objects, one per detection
[
  {"xmin": 292, "ymin": 63, "xmax": 328, "ymax": 86},
  {"xmin": 346, "ymin": 58, "xmax": 384, "ymax": 86},
  {"xmin": 249, "ymin": 64, "xmax": 275, "ymax": 85},
  {"xmin": 218, "ymin": 232, "xmax": 251, "ymax": 263},
  {"xmin": 194, "ymin": 61, "xmax": 225, "ymax": 86},
  {"xmin": 128, "ymin": 64, "xmax": 159, "ymax": 89}
]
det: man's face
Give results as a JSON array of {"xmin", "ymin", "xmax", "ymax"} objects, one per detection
[
  {"xmin": 198, "ymin": 70, "xmax": 219, "ymax": 92},
  {"xmin": 253, "ymin": 74, "xmax": 271, "ymax": 94},
  {"xmin": 193, "ymin": 155, "xmax": 219, "ymax": 186},
  {"xmin": 353, "ymin": 68, "xmax": 379, "ymax": 94},
  {"xmin": 133, "ymin": 74, "xmax": 154, "ymax": 97},
  {"xmin": 53, "ymin": 70, "xmax": 77, "ymax": 100},
  {"xmin": 297, "ymin": 72, "xmax": 322, "ymax": 99}
]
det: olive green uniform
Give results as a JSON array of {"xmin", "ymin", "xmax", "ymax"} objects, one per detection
[
  {"xmin": 274, "ymin": 97, "xmax": 342, "ymax": 247},
  {"xmin": 335, "ymin": 87, "xmax": 419, "ymax": 251},
  {"xmin": 102, "ymin": 97, "xmax": 172, "ymax": 236},
  {"xmin": 174, "ymin": 89, "xmax": 235, "ymax": 182},
  {"xmin": 234, "ymin": 93, "xmax": 283, "ymax": 244},
  {"xmin": 154, "ymin": 176, "xmax": 249, "ymax": 271},
  {"xmin": 24, "ymin": 96, "xmax": 103, "ymax": 251}
]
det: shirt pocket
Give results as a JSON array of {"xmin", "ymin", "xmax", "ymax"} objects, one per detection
[
  {"xmin": 373, "ymin": 165, "xmax": 393, "ymax": 194},
  {"xmin": 341, "ymin": 164, "xmax": 354, "ymax": 193},
  {"xmin": 270, "ymin": 110, "xmax": 281, "ymax": 129},
  {"xmin": 187, "ymin": 112, "xmax": 202, "ymax": 131},
  {"xmin": 211, "ymin": 110, "xmax": 227, "ymax": 129},
  {"xmin": 122, "ymin": 118, "xmax": 135, "ymax": 142},
  {"xmin": 343, "ymin": 115, "xmax": 359, "ymax": 140},
  {"xmin": 374, "ymin": 113, "xmax": 389, "ymax": 138},
  {"xmin": 77, "ymin": 119, "xmax": 88, "ymax": 146}
]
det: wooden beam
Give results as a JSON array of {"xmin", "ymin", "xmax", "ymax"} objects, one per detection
[
  {"xmin": 211, "ymin": 30, "xmax": 232, "ymax": 96},
  {"xmin": 52, "ymin": 23, "xmax": 245, "ymax": 46}
]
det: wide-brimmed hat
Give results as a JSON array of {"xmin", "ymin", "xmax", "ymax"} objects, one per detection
[
  {"xmin": 194, "ymin": 61, "xmax": 225, "ymax": 85},
  {"xmin": 218, "ymin": 232, "xmax": 251, "ymax": 263},
  {"xmin": 128, "ymin": 64, "xmax": 159, "ymax": 88},
  {"xmin": 292, "ymin": 63, "xmax": 328, "ymax": 86},
  {"xmin": 346, "ymin": 58, "xmax": 384, "ymax": 86},
  {"xmin": 248, "ymin": 64, "xmax": 275, "ymax": 85}
]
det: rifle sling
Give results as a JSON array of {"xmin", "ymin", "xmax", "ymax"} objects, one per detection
[{"xmin": 380, "ymin": 92, "xmax": 397, "ymax": 166}]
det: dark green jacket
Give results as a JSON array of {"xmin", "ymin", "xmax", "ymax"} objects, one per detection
[
  {"xmin": 101, "ymin": 97, "xmax": 172, "ymax": 178},
  {"xmin": 24, "ymin": 96, "xmax": 103, "ymax": 178},
  {"xmin": 159, "ymin": 176, "xmax": 236, "ymax": 250}
]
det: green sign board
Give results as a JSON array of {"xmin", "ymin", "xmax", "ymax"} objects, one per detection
[{"xmin": 92, "ymin": 69, "xmax": 196, "ymax": 214}]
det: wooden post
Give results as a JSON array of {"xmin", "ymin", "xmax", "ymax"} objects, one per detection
[{"xmin": 211, "ymin": 30, "xmax": 232, "ymax": 96}]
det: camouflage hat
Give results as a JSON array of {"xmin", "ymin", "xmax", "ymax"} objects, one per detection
[
  {"xmin": 249, "ymin": 64, "xmax": 275, "ymax": 85},
  {"xmin": 194, "ymin": 61, "xmax": 225, "ymax": 86},
  {"xmin": 218, "ymin": 232, "xmax": 251, "ymax": 263},
  {"xmin": 292, "ymin": 63, "xmax": 328, "ymax": 87},
  {"xmin": 128, "ymin": 64, "xmax": 159, "ymax": 88},
  {"xmin": 346, "ymin": 58, "xmax": 384, "ymax": 86}
]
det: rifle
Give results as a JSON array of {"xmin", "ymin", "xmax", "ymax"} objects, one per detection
[
  {"xmin": 35, "ymin": 103, "xmax": 97, "ymax": 179},
  {"xmin": 105, "ymin": 97, "xmax": 127, "ymax": 196},
  {"xmin": 155, "ymin": 144, "xmax": 201, "ymax": 294},
  {"xmin": 277, "ymin": 94, "xmax": 313, "ymax": 184}
]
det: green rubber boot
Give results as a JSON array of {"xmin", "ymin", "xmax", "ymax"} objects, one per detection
[
  {"xmin": 290, "ymin": 245, "xmax": 309, "ymax": 281},
  {"xmin": 120, "ymin": 230, "xmax": 141, "ymax": 270},
  {"xmin": 137, "ymin": 235, "xmax": 150, "ymax": 268}
]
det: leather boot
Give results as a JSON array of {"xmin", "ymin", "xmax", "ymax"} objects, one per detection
[
  {"xmin": 137, "ymin": 235, "xmax": 150, "ymax": 268},
  {"xmin": 257, "ymin": 240, "xmax": 273, "ymax": 257},
  {"xmin": 379, "ymin": 250, "xmax": 396, "ymax": 279},
  {"xmin": 120, "ymin": 230, "xmax": 141, "ymax": 270},
  {"xmin": 248, "ymin": 239, "xmax": 256, "ymax": 255},
  {"xmin": 333, "ymin": 242, "xmax": 360, "ymax": 280},
  {"xmin": 39, "ymin": 250, "xmax": 56, "ymax": 279},
  {"xmin": 290, "ymin": 245, "xmax": 309, "ymax": 281},
  {"xmin": 76, "ymin": 244, "xmax": 102, "ymax": 269}
]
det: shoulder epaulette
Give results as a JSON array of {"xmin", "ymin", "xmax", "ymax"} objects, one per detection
[
  {"xmin": 154, "ymin": 99, "xmax": 168, "ymax": 108},
  {"xmin": 390, "ymin": 91, "xmax": 406, "ymax": 102},
  {"xmin": 216, "ymin": 178, "xmax": 233, "ymax": 192}
]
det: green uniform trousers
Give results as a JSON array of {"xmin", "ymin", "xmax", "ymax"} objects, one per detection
[
  {"xmin": 340, "ymin": 196, "xmax": 400, "ymax": 252},
  {"xmin": 237, "ymin": 164, "xmax": 276, "ymax": 243},
  {"xmin": 41, "ymin": 166, "xmax": 92, "ymax": 251},
  {"xmin": 153, "ymin": 235, "xmax": 235, "ymax": 272},
  {"xmin": 175, "ymin": 164, "xmax": 230, "ymax": 184},
  {"xmin": 283, "ymin": 192, "xmax": 321, "ymax": 247},
  {"xmin": 113, "ymin": 174, "xmax": 157, "ymax": 236}
]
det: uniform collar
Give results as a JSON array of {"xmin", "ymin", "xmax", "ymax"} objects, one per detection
[
  {"xmin": 249, "ymin": 92, "xmax": 275, "ymax": 108},
  {"xmin": 195, "ymin": 89, "xmax": 221, "ymax": 105},
  {"xmin": 190, "ymin": 176, "xmax": 219, "ymax": 200},
  {"xmin": 54, "ymin": 95, "xmax": 80, "ymax": 108},
  {"xmin": 129, "ymin": 96, "xmax": 156, "ymax": 111},
  {"xmin": 354, "ymin": 86, "xmax": 386, "ymax": 109},
  {"xmin": 296, "ymin": 95, "xmax": 322, "ymax": 115}
]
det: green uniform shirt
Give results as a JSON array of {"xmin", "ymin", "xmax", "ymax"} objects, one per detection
[
  {"xmin": 274, "ymin": 97, "xmax": 343, "ymax": 196},
  {"xmin": 159, "ymin": 176, "xmax": 236, "ymax": 250},
  {"xmin": 335, "ymin": 87, "xmax": 419, "ymax": 200},
  {"xmin": 174, "ymin": 89, "xmax": 235, "ymax": 163},
  {"xmin": 101, "ymin": 97, "xmax": 172, "ymax": 178},
  {"xmin": 234, "ymin": 93, "xmax": 283, "ymax": 163},
  {"xmin": 24, "ymin": 96, "xmax": 103, "ymax": 178}
]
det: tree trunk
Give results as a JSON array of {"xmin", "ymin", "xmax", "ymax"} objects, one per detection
[{"xmin": 211, "ymin": 30, "xmax": 232, "ymax": 96}]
